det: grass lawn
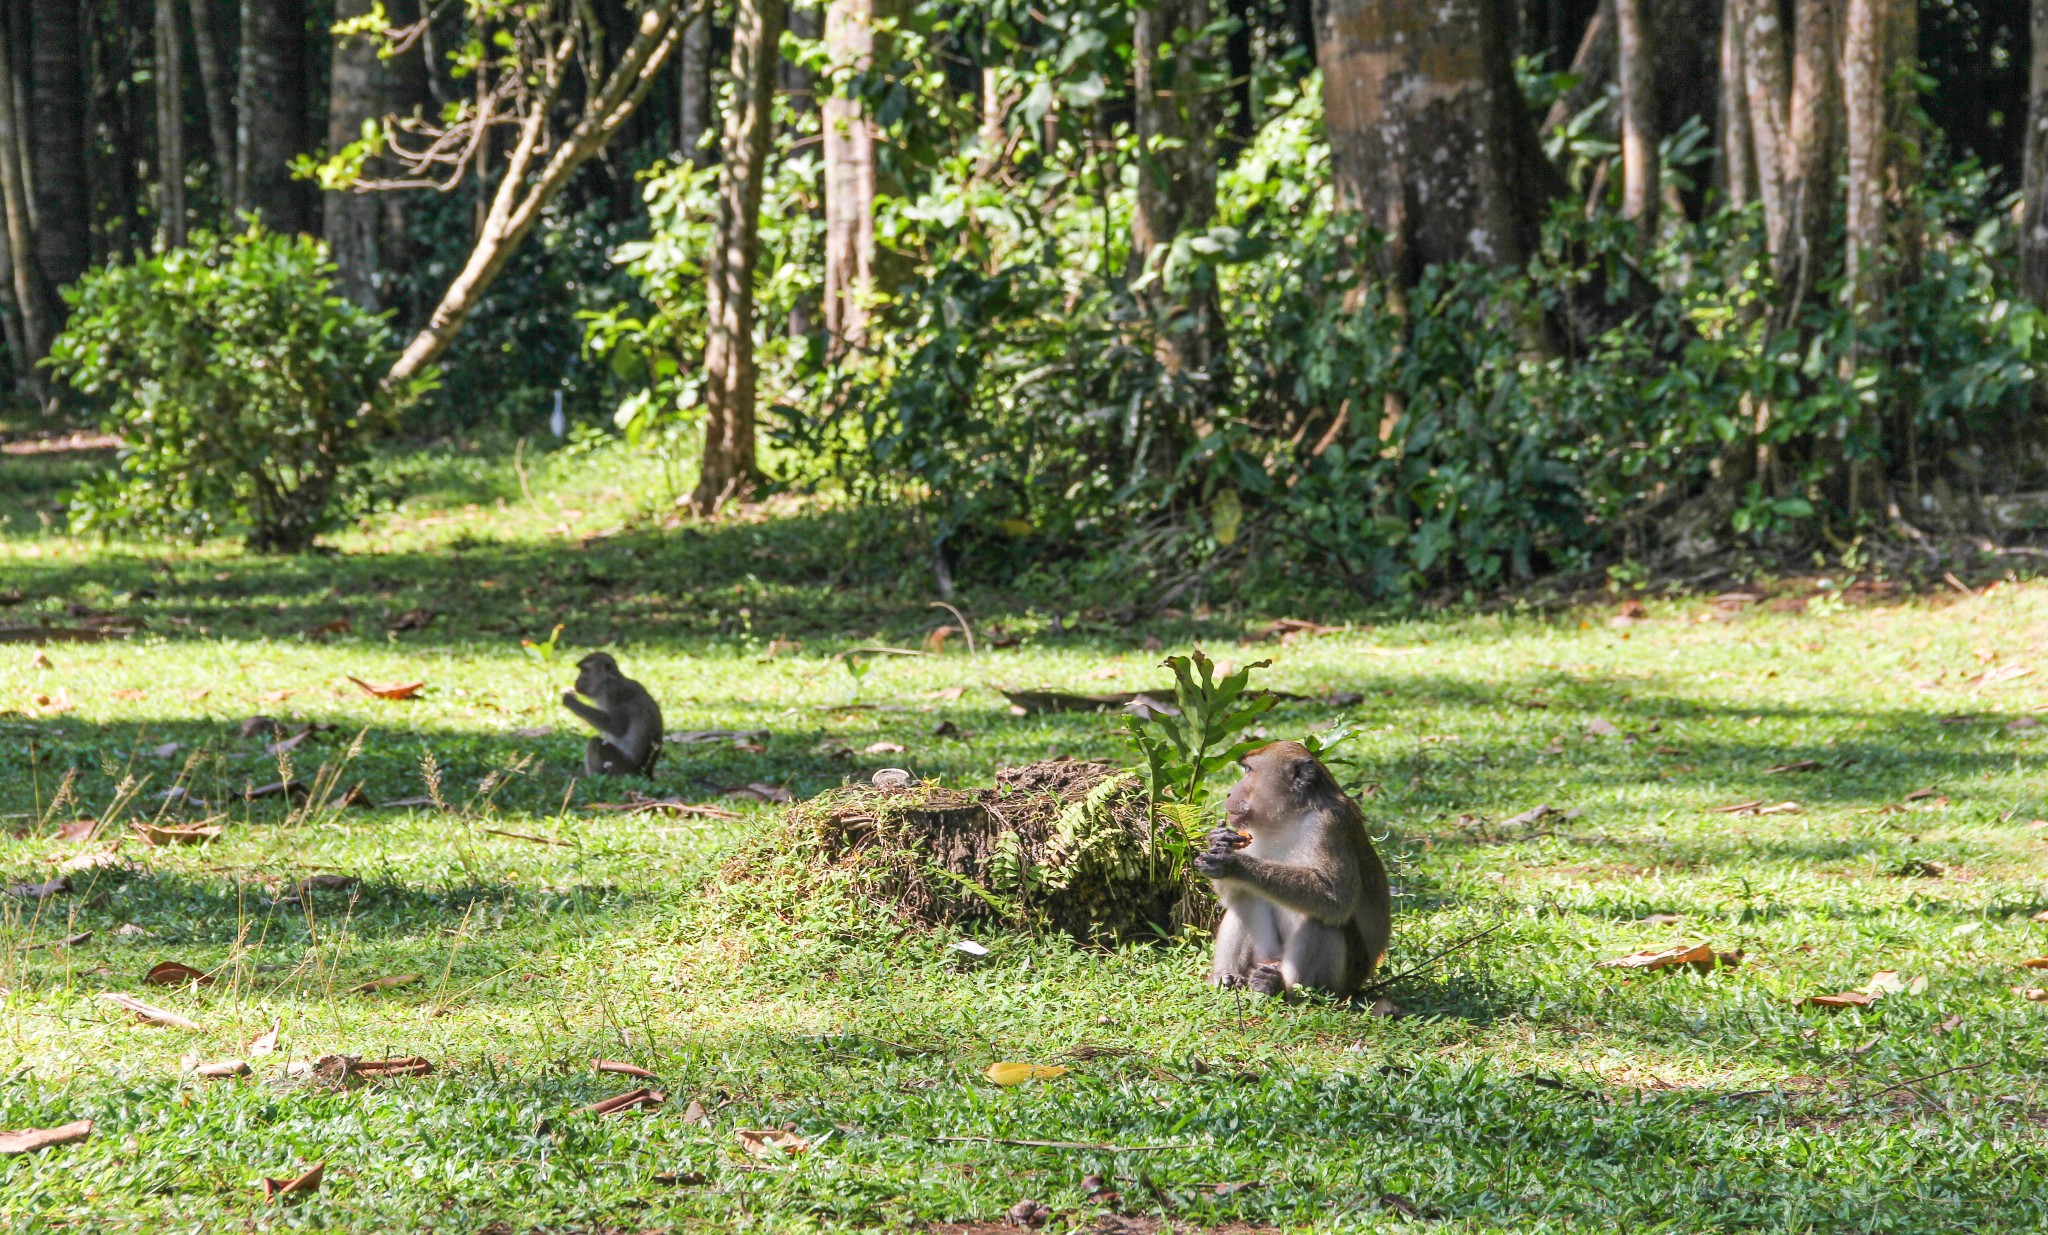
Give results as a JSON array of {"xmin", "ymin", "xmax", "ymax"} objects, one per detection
[{"xmin": 5, "ymin": 438, "xmax": 2048, "ymax": 1233}]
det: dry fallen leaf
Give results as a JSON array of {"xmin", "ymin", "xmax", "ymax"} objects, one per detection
[
  {"xmin": 862, "ymin": 741, "xmax": 906, "ymax": 754},
  {"xmin": 248, "ymin": 1024, "xmax": 280, "ymax": 1055},
  {"xmin": 682, "ymin": 1098, "xmax": 711, "ymax": 1125},
  {"xmin": 1766, "ymin": 759, "xmax": 1821, "ymax": 774},
  {"xmin": 1938, "ymin": 1014, "xmax": 1964, "ymax": 1033},
  {"xmin": 2019, "ymin": 958, "xmax": 2048, "ymax": 970},
  {"xmin": 724, "ymin": 782, "xmax": 793, "ymax": 804},
  {"xmin": 27, "ymin": 649, "xmax": 52, "ymax": 669},
  {"xmin": 145, "ymin": 961, "xmax": 213, "ymax": 987},
  {"xmin": 0, "ymin": 1119, "xmax": 92, "ymax": 1156},
  {"xmin": 348, "ymin": 974, "xmax": 420, "ymax": 995},
  {"xmin": 930, "ymin": 685, "xmax": 966, "ymax": 701},
  {"xmin": 1369, "ymin": 998, "xmax": 1409, "ymax": 1019},
  {"xmin": 2017, "ymin": 987, "xmax": 2048, "ymax": 1003},
  {"xmin": 99, "ymin": 992, "xmax": 200, "ymax": 1030},
  {"xmin": 354, "ymin": 1057, "xmax": 434, "ymax": 1078},
  {"xmin": 1595, "ymin": 942, "xmax": 1736, "ymax": 973},
  {"xmin": 6, "ymin": 876, "xmax": 70, "ymax": 899},
  {"xmin": 984, "ymin": 1061, "xmax": 1069, "ymax": 1087},
  {"xmin": 735, "ymin": 1128, "xmax": 810, "ymax": 1158},
  {"xmin": 584, "ymin": 1087, "xmax": 665, "ymax": 1116},
  {"xmin": 131, "ymin": 822, "xmax": 222, "ymax": 847},
  {"xmin": 345, "ymin": 675, "xmax": 425, "ymax": 701},
  {"xmin": 1903, "ymin": 786, "xmax": 1939, "ymax": 802},
  {"xmin": 260, "ymin": 1161, "xmax": 324, "ymax": 1202},
  {"xmin": 56, "ymin": 816, "xmax": 102, "ymax": 841},
  {"xmin": 1806, "ymin": 970, "xmax": 1915, "ymax": 1010},
  {"xmin": 191, "ymin": 1059, "xmax": 251, "ymax": 1079},
  {"xmin": 1585, "ymin": 717, "xmax": 1622, "ymax": 738},
  {"xmin": 593, "ymin": 1059, "xmax": 660, "ymax": 1080}
]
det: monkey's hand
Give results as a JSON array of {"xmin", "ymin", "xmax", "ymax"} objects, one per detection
[
  {"xmin": 1204, "ymin": 825, "xmax": 1250, "ymax": 853},
  {"xmin": 1193, "ymin": 843, "xmax": 1246, "ymax": 878},
  {"xmin": 561, "ymin": 691, "xmax": 580, "ymax": 707},
  {"xmin": 1247, "ymin": 962, "xmax": 1287, "ymax": 997}
]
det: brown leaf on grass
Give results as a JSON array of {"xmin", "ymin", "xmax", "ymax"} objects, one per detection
[
  {"xmin": 724, "ymin": 782, "xmax": 793, "ymax": 804},
  {"xmin": 145, "ymin": 961, "xmax": 213, "ymax": 987},
  {"xmin": 257, "ymin": 689, "xmax": 293, "ymax": 704},
  {"xmin": 584, "ymin": 1087, "xmax": 665, "ymax": 1116},
  {"xmin": 0, "ymin": 1119, "xmax": 92, "ymax": 1155},
  {"xmin": 654, "ymin": 1169, "xmax": 711, "ymax": 1186},
  {"xmin": 99, "ymin": 992, "xmax": 200, "ymax": 1029},
  {"xmin": 237, "ymin": 715, "xmax": 285, "ymax": 740},
  {"xmin": 2033, "ymin": 910, "xmax": 2048, "ymax": 923},
  {"xmin": 6, "ymin": 876, "xmax": 69, "ymax": 898},
  {"xmin": 264, "ymin": 730, "xmax": 311, "ymax": 757},
  {"xmin": 346, "ymin": 676, "xmax": 424, "ymax": 701},
  {"xmin": 27, "ymin": 649, "xmax": 52, "ymax": 669},
  {"xmin": 1585, "ymin": 717, "xmax": 1623, "ymax": 738},
  {"xmin": 930, "ymin": 685, "xmax": 966, "ymax": 701},
  {"xmin": 305, "ymin": 618, "xmax": 352, "ymax": 639},
  {"xmin": 22, "ymin": 931, "xmax": 92, "ymax": 951},
  {"xmin": 593, "ymin": 1059, "xmax": 659, "ymax": 1080},
  {"xmin": 1369, "ymin": 998, "xmax": 1409, "ymax": 1018},
  {"xmin": 260, "ymin": 1161, "xmax": 323, "ymax": 1202},
  {"xmin": 1903, "ymin": 786, "xmax": 1939, "ymax": 802},
  {"xmin": 293, "ymin": 874, "xmax": 358, "ymax": 896},
  {"xmin": 682, "ymin": 1098, "xmax": 710, "ymax": 1125},
  {"xmin": 109, "ymin": 688, "xmax": 146, "ymax": 701},
  {"xmin": 1597, "ymin": 942, "xmax": 1716, "ymax": 972},
  {"xmin": 922, "ymin": 625, "xmax": 961, "ymax": 654},
  {"xmin": 1938, "ymin": 1015, "xmax": 1965, "ymax": 1033},
  {"xmin": 2019, "ymin": 958, "xmax": 2048, "ymax": 970},
  {"xmin": 354, "ymin": 1057, "xmax": 433, "ymax": 1078},
  {"xmin": 863, "ymin": 741, "xmax": 906, "ymax": 755},
  {"xmin": 348, "ymin": 974, "xmax": 420, "ymax": 995},
  {"xmin": 1709, "ymin": 799, "xmax": 1765, "ymax": 814},
  {"xmin": 247, "ymin": 1024, "xmax": 280, "ymax": 1055},
  {"xmin": 1806, "ymin": 990, "xmax": 1878, "ymax": 1010},
  {"xmin": 1639, "ymin": 913, "xmax": 1684, "ymax": 927},
  {"xmin": 1806, "ymin": 970, "xmax": 1912, "ymax": 1010},
  {"xmin": 132, "ymin": 822, "xmax": 221, "ymax": 846},
  {"xmin": 2017, "ymin": 987, "xmax": 2048, "ymax": 1003},
  {"xmin": 147, "ymin": 742, "xmax": 183, "ymax": 759},
  {"xmin": 735, "ymin": 1128, "xmax": 809, "ymax": 1158},
  {"xmin": 192, "ymin": 1059, "xmax": 251, "ymax": 1079},
  {"xmin": 1766, "ymin": 759, "xmax": 1822, "ymax": 774},
  {"xmin": 59, "ymin": 848, "xmax": 127, "ymax": 873},
  {"xmin": 1709, "ymin": 800, "xmax": 1800, "ymax": 817}
]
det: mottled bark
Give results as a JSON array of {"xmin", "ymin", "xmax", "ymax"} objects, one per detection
[
  {"xmin": 1781, "ymin": 0, "xmax": 1839, "ymax": 301},
  {"xmin": 155, "ymin": 0, "xmax": 188, "ymax": 246},
  {"xmin": 0, "ymin": 26, "xmax": 48, "ymax": 367},
  {"xmin": 188, "ymin": 0, "xmax": 237, "ymax": 210},
  {"xmin": 678, "ymin": 8, "xmax": 712, "ymax": 166},
  {"xmin": 29, "ymin": 0, "xmax": 89, "ymax": 289},
  {"xmin": 821, "ymin": 0, "xmax": 902, "ymax": 352},
  {"xmin": 693, "ymin": 0, "xmax": 785, "ymax": 515},
  {"xmin": 1318, "ymin": 0, "xmax": 1560, "ymax": 284},
  {"xmin": 236, "ymin": 0, "xmax": 311, "ymax": 233},
  {"xmin": 1737, "ymin": 0, "xmax": 1791, "ymax": 261},
  {"xmin": 1132, "ymin": 0, "xmax": 1223, "ymax": 379},
  {"xmin": 1841, "ymin": 0, "xmax": 1884, "ymax": 308},
  {"xmin": 325, "ymin": 0, "xmax": 385, "ymax": 307},
  {"xmin": 1718, "ymin": 0, "xmax": 1753, "ymax": 208},
  {"xmin": 1615, "ymin": 0, "xmax": 1655, "ymax": 243}
]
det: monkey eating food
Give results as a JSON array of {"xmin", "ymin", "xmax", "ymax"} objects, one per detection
[
  {"xmin": 561, "ymin": 652, "xmax": 664, "ymax": 776},
  {"xmin": 1193, "ymin": 740, "xmax": 1391, "ymax": 999}
]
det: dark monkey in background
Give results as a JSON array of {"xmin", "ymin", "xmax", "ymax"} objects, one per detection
[
  {"xmin": 1194, "ymin": 740, "xmax": 1391, "ymax": 997},
  {"xmin": 561, "ymin": 652, "xmax": 664, "ymax": 776}
]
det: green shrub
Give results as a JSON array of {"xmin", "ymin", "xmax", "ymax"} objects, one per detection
[{"xmin": 46, "ymin": 229, "xmax": 431, "ymax": 552}]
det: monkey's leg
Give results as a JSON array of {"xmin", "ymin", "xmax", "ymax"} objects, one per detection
[
  {"xmin": 1279, "ymin": 918, "xmax": 1352, "ymax": 996},
  {"xmin": 1210, "ymin": 907, "xmax": 1260, "ymax": 988},
  {"xmin": 585, "ymin": 738, "xmax": 635, "ymax": 776}
]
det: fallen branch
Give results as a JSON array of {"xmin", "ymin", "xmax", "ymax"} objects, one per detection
[
  {"xmin": 1353, "ymin": 919, "xmax": 1508, "ymax": 1002},
  {"xmin": 1859, "ymin": 1060, "xmax": 1989, "ymax": 1103},
  {"xmin": 479, "ymin": 827, "xmax": 574, "ymax": 847}
]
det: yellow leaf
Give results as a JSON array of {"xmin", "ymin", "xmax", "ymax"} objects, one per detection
[{"xmin": 984, "ymin": 1061, "xmax": 1068, "ymax": 1087}]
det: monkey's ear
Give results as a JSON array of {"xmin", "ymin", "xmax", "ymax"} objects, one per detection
[{"xmin": 1287, "ymin": 756, "xmax": 1324, "ymax": 797}]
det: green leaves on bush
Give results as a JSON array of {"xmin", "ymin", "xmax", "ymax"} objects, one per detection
[{"xmin": 46, "ymin": 229, "xmax": 433, "ymax": 552}]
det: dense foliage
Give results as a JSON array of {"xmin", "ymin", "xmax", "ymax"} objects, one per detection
[{"xmin": 45, "ymin": 231, "xmax": 431, "ymax": 552}]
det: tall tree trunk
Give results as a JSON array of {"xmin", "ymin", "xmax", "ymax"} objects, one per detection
[
  {"xmin": 1615, "ymin": 0, "xmax": 1656, "ymax": 244},
  {"xmin": 692, "ymin": 0, "xmax": 784, "ymax": 515},
  {"xmin": 0, "ymin": 29, "xmax": 48, "ymax": 380},
  {"xmin": 1841, "ymin": 0, "xmax": 1886, "ymax": 309},
  {"xmin": 28, "ymin": 0, "xmax": 90, "ymax": 291},
  {"xmin": 2027, "ymin": 0, "xmax": 2048, "ymax": 306},
  {"xmin": 325, "ymin": 0, "xmax": 385, "ymax": 307},
  {"xmin": 678, "ymin": 7, "xmax": 712, "ymax": 166},
  {"xmin": 1132, "ymin": 0, "xmax": 1223, "ymax": 381},
  {"xmin": 1737, "ymin": 0, "xmax": 1792, "ymax": 263},
  {"xmin": 1780, "ymin": 0, "xmax": 1839, "ymax": 305},
  {"xmin": 1318, "ymin": 0, "xmax": 1560, "ymax": 286},
  {"xmin": 821, "ymin": 0, "xmax": 901, "ymax": 353},
  {"xmin": 188, "ymin": 0, "xmax": 237, "ymax": 212},
  {"xmin": 236, "ymin": 0, "xmax": 311, "ymax": 233},
  {"xmin": 1719, "ymin": 0, "xmax": 1754, "ymax": 208},
  {"xmin": 155, "ymin": 0, "xmax": 188, "ymax": 246},
  {"xmin": 1541, "ymin": 0, "xmax": 1613, "ymax": 136}
]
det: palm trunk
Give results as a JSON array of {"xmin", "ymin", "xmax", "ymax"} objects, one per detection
[
  {"xmin": 236, "ymin": 0, "xmax": 311, "ymax": 232},
  {"xmin": 691, "ymin": 0, "xmax": 784, "ymax": 514},
  {"xmin": 188, "ymin": 0, "xmax": 237, "ymax": 212},
  {"xmin": 1132, "ymin": 0, "xmax": 1224, "ymax": 380},
  {"xmin": 325, "ymin": 0, "xmax": 385, "ymax": 307},
  {"xmin": 1615, "ymin": 0, "xmax": 1656, "ymax": 245},
  {"xmin": 155, "ymin": 0, "xmax": 188, "ymax": 246}
]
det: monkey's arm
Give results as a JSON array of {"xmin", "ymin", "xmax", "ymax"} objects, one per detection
[
  {"xmin": 1199, "ymin": 823, "xmax": 1361, "ymax": 924},
  {"xmin": 561, "ymin": 694, "xmax": 614, "ymax": 733}
]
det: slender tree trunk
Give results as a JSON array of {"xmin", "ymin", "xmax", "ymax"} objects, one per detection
[
  {"xmin": 821, "ymin": 0, "xmax": 901, "ymax": 353},
  {"xmin": 155, "ymin": 0, "xmax": 188, "ymax": 246},
  {"xmin": 691, "ymin": 0, "xmax": 784, "ymax": 515},
  {"xmin": 28, "ymin": 0, "xmax": 89, "ymax": 290},
  {"xmin": 1541, "ymin": 0, "xmax": 1613, "ymax": 137},
  {"xmin": 678, "ymin": 8, "xmax": 712, "ymax": 166},
  {"xmin": 188, "ymin": 0, "xmax": 237, "ymax": 212},
  {"xmin": 1780, "ymin": 0, "xmax": 1839, "ymax": 303},
  {"xmin": 1615, "ymin": 0, "xmax": 1656, "ymax": 244},
  {"xmin": 2027, "ymin": 0, "xmax": 2048, "ymax": 306},
  {"xmin": 1318, "ymin": 0, "xmax": 1560, "ymax": 286},
  {"xmin": 1719, "ymin": 0, "xmax": 1754, "ymax": 208},
  {"xmin": 236, "ymin": 0, "xmax": 311, "ymax": 232},
  {"xmin": 0, "ymin": 24, "xmax": 47, "ymax": 370},
  {"xmin": 325, "ymin": 0, "xmax": 385, "ymax": 307},
  {"xmin": 1737, "ymin": 0, "xmax": 1792, "ymax": 263},
  {"xmin": 1132, "ymin": 0, "xmax": 1223, "ymax": 380},
  {"xmin": 1841, "ymin": 0, "xmax": 1885, "ymax": 309}
]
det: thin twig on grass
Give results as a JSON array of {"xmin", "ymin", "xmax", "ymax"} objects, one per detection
[
  {"xmin": 931, "ymin": 1136, "xmax": 1188, "ymax": 1151},
  {"xmin": 1860, "ymin": 1060, "xmax": 1990, "ymax": 1103},
  {"xmin": 1352, "ymin": 919, "xmax": 1508, "ymax": 1002}
]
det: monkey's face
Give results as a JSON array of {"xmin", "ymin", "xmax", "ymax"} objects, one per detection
[
  {"xmin": 1224, "ymin": 740, "xmax": 1322, "ymax": 829},
  {"xmin": 573, "ymin": 654, "xmax": 617, "ymax": 696}
]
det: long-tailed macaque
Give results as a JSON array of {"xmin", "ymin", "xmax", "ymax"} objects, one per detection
[
  {"xmin": 561, "ymin": 653, "xmax": 664, "ymax": 776},
  {"xmin": 1194, "ymin": 740, "xmax": 1391, "ymax": 998}
]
